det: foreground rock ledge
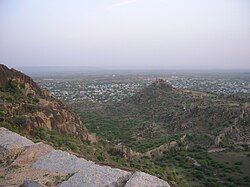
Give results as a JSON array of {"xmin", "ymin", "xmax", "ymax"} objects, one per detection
[
  {"xmin": 0, "ymin": 127, "xmax": 34, "ymax": 163},
  {"xmin": 0, "ymin": 127, "xmax": 170, "ymax": 187}
]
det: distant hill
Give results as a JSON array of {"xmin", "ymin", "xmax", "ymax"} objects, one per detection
[
  {"xmin": 72, "ymin": 78, "xmax": 250, "ymax": 187},
  {"xmin": 105, "ymin": 79, "xmax": 250, "ymax": 149}
]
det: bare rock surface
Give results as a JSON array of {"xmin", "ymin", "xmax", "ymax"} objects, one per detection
[
  {"xmin": 23, "ymin": 179, "xmax": 46, "ymax": 187},
  {"xmin": 60, "ymin": 164, "xmax": 131, "ymax": 187},
  {"xmin": 124, "ymin": 172, "xmax": 170, "ymax": 187},
  {"xmin": 11, "ymin": 143, "xmax": 54, "ymax": 167},
  {"xmin": 32, "ymin": 150, "xmax": 93, "ymax": 173},
  {"xmin": 0, "ymin": 128, "xmax": 170, "ymax": 187},
  {"xmin": 0, "ymin": 127, "xmax": 34, "ymax": 163}
]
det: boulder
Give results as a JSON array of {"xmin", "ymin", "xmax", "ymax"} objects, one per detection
[
  {"xmin": 32, "ymin": 150, "xmax": 93, "ymax": 173},
  {"xmin": 125, "ymin": 172, "xmax": 170, "ymax": 187},
  {"xmin": 60, "ymin": 164, "xmax": 131, "ymax": 187},
  {"xmin": 23, "ymin": 179, "xmax": 46, "ymax": 187},
  {"xmin": 0, "ymin": 127, "xmax": 34, "ymax": 163},
  {"xmin": 11, "ymin": 143, "xmax": 54, "ymax": 167}
]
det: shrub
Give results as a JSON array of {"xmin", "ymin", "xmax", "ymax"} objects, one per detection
[
  {"xmin": 33, "ymin": 98, "xmax": 40, "ymax": 103},
  {"xmin": 234, "ymin": 161, "xmax": 243, "ymax": 166},
  {"xmin": 0, "ymin": 110, "xmax": 5, "ymax": 118},
  {"xmin": 26, "ymin": 104, "xmax": 39, "ymax": 112},
  {"xmin": 243, "ymin": 176, "xmax": 250, "ymax": 183},
  {"xmin": 0, "ymin": 175, "xmax": 5, "ymax": 180},
  {"xmin": 97, "ymin": 152, "xmax": 105, "ymax": 161},
  {"xmin": 51, "ymin": 134, "xmax": 64, "ymax": 147},
  {"xmin": 0, "ymin": 121, "xmax": 22, "ymax": 134},
  {"xmin": 14, "ymin": 115, "xmax": 26, "ymax": 126},
  {"xmin": 53, "ymin": 176, "xmax": 61, "ymax": 184},
  {"xmin": 5, "ymin": 80, "xmax": 17, "ymax": 93},
  {"xmin": 38, "ymin": 128, "xmax": 46, "ymax": 139},
  {"xmin": 66, "ymin": 141, "xmax": 77, "ymax": 151}
]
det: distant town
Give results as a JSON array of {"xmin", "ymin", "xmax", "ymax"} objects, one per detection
[
  {"xmin": 37, "ymin": 80, "xmax": 149, "ymax": 103},
  {"xmin": 36, "ymin": 72, "xmax": 250, "ymax": 103}
]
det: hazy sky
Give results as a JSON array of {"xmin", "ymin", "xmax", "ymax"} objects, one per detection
[{"xmin": 0, "ymin": 0, "xmax": 250, "ymax": 69}]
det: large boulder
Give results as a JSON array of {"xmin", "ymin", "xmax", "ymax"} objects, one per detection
[
  {"xmin": 23, "ymin": 179, "xmax": 46, "ymax": 187},
  {"xmin": 11, "ymin": 143, "xmax": 54, "ymax": 167},
  {"xmin": 60, "ymin": 164, "xmax": 131, "ymax": 187},
  {"xmin": 0, "ymin": 127, "xmax": 34, "ymax": 163},
  {"xmin": 32, "ymin": 150, "xmax": 93, "ymax": 173}
]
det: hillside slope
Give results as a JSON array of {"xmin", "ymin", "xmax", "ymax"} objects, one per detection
[
  {"xmin": 0, "ymin": 64, "xmax": 96, "ymax": 142},
  {"xmin": 105, "ymin": 79, "xmax": 250, "ymax": 150},
  {"xmin": 73, "ymin": 79, "xmax": 250, "ymax": 187}
]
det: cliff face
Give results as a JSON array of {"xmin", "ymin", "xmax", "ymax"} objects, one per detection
[
  {"xmin": 0, "ymin": 64, "xmax": 94, "ymax": 142},
  {"xmin": 0, "ymin": 64, "xmax": 42, "ymax": 96}
]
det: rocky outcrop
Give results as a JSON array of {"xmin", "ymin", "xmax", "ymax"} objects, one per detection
[
  {"xmin": 154, "ymin": 78, "xmax": 173, "ymax": 91},
  {"xmin": 23, "ymin": 179, "xmax": 46, "ymax": 187},
  {"xmin": 0, "ymin": 64, "xmax": 42, "ymax": 96},
  {"xmin": 0, "ymin": 127, "xmax": 170, "ymax": 187},
  {"xmin": 0, "ymin": 64, "xmax": 94, "ymax": 142},
  {"xmin": 214, "ymin": 125, "xmax": 241, "ymax": 146},
  {"xmin": 108, "ymin": 144, "xmax": 140, "ymax": 160},
  {"xmin": 145, "ymin": 141, "xmax": 178, "ymax": 158},
  {"xmin": 11, "ymin": 143, "xmax": 54, "ymax": 167},
  {"xmin": 32, "ymin": 150, "xmax": 94, "ymax": 173},
  {"xmin": 143, "ymin": 134, "xmax": 188, "ymax": 158},
  {"xmin": 60, "ymin": 165, "xmax": 131, "ymax": 187},
  {"xmin": 125, "ymin": 172, "xmax": 170, "ymax": 187},
  {"xmin": 0, "ymin": 127, "xmax": 34, "ymax": 163}
]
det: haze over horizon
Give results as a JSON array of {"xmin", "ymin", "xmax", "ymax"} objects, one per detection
[{"xmin": 1, "ymin": 0, "xmax": 250, "ymax": 69}]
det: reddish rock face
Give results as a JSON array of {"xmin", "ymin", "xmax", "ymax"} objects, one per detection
[
  {"xmin": 0, "ymin": 64, "xmax": 94, "ymax": 142},
  {"xmin": 0, "ymin": 64, "xmax": 42, "ymax": 96}
]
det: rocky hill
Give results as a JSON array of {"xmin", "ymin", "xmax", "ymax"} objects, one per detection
[
  {"xmin": 0, "ymin": 127, "xmax": 170, "ymax": 187},
  {"xmin": 104, "ymin": 78, "xmax": 250, "ymax": 150},
  {"xmin": 73, "ymin": 79, "xmax": 250, "ymax": 187},
  {"xmin": 0, "ymin": 64, "xmax": 96, "ymax": 143}
]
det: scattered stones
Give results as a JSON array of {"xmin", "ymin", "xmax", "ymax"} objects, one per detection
[{"xmin": 125, "ymin": 172, "xmax": 170, "ymax": 187}]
